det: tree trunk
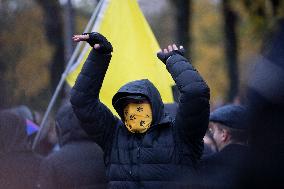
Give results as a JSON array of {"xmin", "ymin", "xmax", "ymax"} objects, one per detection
[
  {"xmin": 0, "ymin": 2, "xmax": 12, "ymax": 108},
  {"xmin": 222, "ymin": 0, "xmax": 239, "ymax": 102},
  {"xmin": 0, "ymin": 73, "xmax": 9, "ymax": 109},
  {"xmin": 35, "ymin": 0, "xmax": 65, "ymax": 96},
  {"xmin": 173, "ymin": 0, "xmax": 192, "ymax": 58},
  {"xmin": 63, "ymin": 0, "xmax": 75, "ymax": 64}
]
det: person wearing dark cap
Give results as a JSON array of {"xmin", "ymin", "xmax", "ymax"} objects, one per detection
[
  {"xmin": 196, "ymin": 104, "xmax": 249, "ymax": 189},
  {"xmin": 37, "ymin": 104, "xmax": 107, "ymax": 189},
  {"xmin": 70, "ymin": 32, "xmax": 210, "ymax": 188},
  {"xmin": 208, "ymin": 104, "xmax": 248, "ymax": 152},
  {"xmin": 0, "ymin": 111, "xmax": 42, "ymax": 189}
]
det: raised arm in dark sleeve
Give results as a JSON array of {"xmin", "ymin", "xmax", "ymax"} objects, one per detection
[
  {"xmin": 70, "ymin": 45, "xmax": 118, "ymax": 151},
  {"xmin": 166, "ymin": 53, "xmax": 210, "ymax": 160}
]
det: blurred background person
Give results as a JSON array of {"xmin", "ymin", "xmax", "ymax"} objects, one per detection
[
  {"xmin": 197, "ymin": 104, "xmax": 249, "ymax": 189},
  {"xmin": 37, "ymin": 103, "xmax": 107, "ymax": 189},
  {"xmin": 7, "ymin": 105, "xmax": 40, "ymax": 146},
  {"xmin": 0, "ymin": 111, "xmax": 42, "ymax": 189}
]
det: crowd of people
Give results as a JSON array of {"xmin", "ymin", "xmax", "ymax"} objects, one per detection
[{"xmin": 0, "ymin": 20, "xmax": 284, "ymax": 189}]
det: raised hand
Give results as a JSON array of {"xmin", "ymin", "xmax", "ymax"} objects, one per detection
[
  {"xmin": 72, "ymin": 34, "xmax": 89, "ymax": 42},
  {"xmin": 157, "ymin": 44, "xmax": 185, "ymax": 64},
  {"xmin": 72, "ymin": 32, "xmax": 113, "ymax": 54}
]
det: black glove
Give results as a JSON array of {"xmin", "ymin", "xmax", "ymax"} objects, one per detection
[
  {"xmin": 157, "ymin": 48, "xmax": 185, "ymax": 64},
  {"xmin": 82, "ymin": 32, "xmax": 113, "ymax": 54}
]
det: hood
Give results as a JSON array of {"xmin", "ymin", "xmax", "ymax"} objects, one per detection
[
  {"xmin": 112, "ymin": 79, "xmax": 166, "ymax": 125},
  {"xmin": 8, "ymin": 105, "xmax": 34, "ymax": 121},
  {"xmin": 0, "ymin": 111, "xmax": 29, "ymax": 155},
  {"xmin": 55, "ymin": 103, "xmax": 90, "ymax": 147}
]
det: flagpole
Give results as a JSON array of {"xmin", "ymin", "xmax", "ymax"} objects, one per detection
[{"xmin": 32, "ymin": 0, "xmax": 105, "ymax": 150}]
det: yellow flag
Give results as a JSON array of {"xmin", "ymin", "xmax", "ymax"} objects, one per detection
[{"xmin": 66, "ymin": 0, "xmax": 174, "ymax": 113}]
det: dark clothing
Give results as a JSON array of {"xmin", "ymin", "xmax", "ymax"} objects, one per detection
[
  {"xmin": 37, "ymin": 105, "xmax": 107, "ymax": 189},
  {"xmin": 38, "ymin": 142, "xmax": 107, "ymax": 189},
  {"xmin": 71, "ymin": 49, "xmax": 210, "ymax": 188},
  {"xmin": 202, "ymin": 143, "xmax": 216, "ymax": 157},
  {"xmin": 197, "ymin": 144, "xmax": 248, "ymax": 189},
  {"xmin": 0, "ymin": 111, "xmax": 42, "ymax": 189},
  {"xmin": 0, "ymin": 152, "xmax": 42, "ymax": 189},
  {"xmin": 164, "ymin": 103, "xmax": 178, "ymax": 118}
]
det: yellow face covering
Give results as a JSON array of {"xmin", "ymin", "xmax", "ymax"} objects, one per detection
[{"xmin": 123, "ymin": 102, "xmax": 152, "ymax": 133}]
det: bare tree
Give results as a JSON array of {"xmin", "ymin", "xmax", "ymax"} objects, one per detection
[
  {"xmin": 35, "ymin": 0, "xmax": 65, "ymax": 96},
  {"xmin": 0, "ymin": 0, "xmax": 19, "ymax": 108},
  {"xmin": 172, "ymin": 0, "xmax": 192, "ymax": 58},
  {"xmin": 222, "ymin": 0, "xmax": 239, "ymax": 101},
  {"xmin": 63, "ymin": 0, "xmax": 75, "ymax": 64}
]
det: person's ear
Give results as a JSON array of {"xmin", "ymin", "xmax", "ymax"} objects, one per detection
[{"xmin": 221, "ymin": 129, "xmax": 229, "ymax": 142}]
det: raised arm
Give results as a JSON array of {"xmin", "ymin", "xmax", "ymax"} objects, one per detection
[
  {"xmin": 157, "ymin": 45, "xmax": 210, "ymax": 159},
  {"xmin": 70, "ymin": 32, "xmax": 118, "ymax": 150}
]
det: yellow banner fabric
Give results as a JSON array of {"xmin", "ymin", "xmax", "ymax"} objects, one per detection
[{"xmin": 66, "ymin": 0, "xmax": 174, "ymax": 113}]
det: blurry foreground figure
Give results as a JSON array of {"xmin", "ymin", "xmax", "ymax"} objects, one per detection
[
  {"xmin": 0, "ymin": 111, "xmax": 42, "ymax": 189},
  {"xmin": 243, "ymin": 19, "xmax": 284, "ymax": 188},
  {"xmin": 37, "ymin": 104, "xmax": 107, "ymax": 189}
]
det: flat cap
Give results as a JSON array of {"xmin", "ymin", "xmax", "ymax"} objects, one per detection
[{"xmin": 210, "ymin": 104, "xmax": 248, "ymax": 130}]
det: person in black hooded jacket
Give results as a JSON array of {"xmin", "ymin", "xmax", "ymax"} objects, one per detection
[
  {"xmin": 0, "ymin": 111, "xmax": 42, "ymax": 189},
  {"xmin": 70, "ymin": 32, "xmax": 210, "ymax": 188},
  {"xmin": 37, "ymin": 103, "xmax": 107, "ymax": 189}
]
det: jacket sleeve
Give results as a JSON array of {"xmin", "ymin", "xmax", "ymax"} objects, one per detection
[
  {"xmin": 166, "ymin": 54, "xmax": 210, "ymax": 160},
  {"xmin": 70, "ymin": 48, "xmax": 118, "ymax": 151}
]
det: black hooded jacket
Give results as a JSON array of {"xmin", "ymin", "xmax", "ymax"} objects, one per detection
[
  {"xmin": 37, "ymin": 104, "xmax": 107, "ymax": 189},
  {"xmin": 0, "ymin": 111, "xmax": 42, "ymax": 189},
  {"xmin": 71, "ymin": 49, "xmax": 210, "ymax": 188}
]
